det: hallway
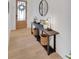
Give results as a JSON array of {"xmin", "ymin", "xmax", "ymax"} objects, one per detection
[{"xmin": 8, "ymin": 28, "xmax": 62, "ymax": 59}]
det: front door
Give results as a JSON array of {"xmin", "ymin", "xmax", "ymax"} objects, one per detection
[{"xmin": 16, "ymin": 0, "xmax": 27, "ymax": 29}]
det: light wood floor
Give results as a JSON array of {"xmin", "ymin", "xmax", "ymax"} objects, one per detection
[{"xmin": 8, "ymin": 28, "xmax": 62, "ymax": 59}]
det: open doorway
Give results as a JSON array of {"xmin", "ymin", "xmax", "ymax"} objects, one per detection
[{"xmin": 16, "ymin": 0, "xmax": 27, "ymax": 29}]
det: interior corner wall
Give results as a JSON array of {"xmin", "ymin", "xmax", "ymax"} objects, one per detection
[
  {"xmin": 51, "ymin": 0, "xmax": 71, "ymax": 59},
  {"xmin": 8, "ymin": 0, "xmax": 16, "ymax": 31}
]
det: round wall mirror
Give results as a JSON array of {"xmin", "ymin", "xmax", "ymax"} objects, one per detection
[{"xmin": 39, "ymin": 0, "xmax": 48, "ymax": 16}]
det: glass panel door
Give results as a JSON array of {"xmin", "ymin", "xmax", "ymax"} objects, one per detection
[
  {"xmin": 17, "ymin": 1, "xmax": 26, "ymax": 21},
  {"xmin": 16, "ymin": 1, "xmax": 27, "ymax": 29}
]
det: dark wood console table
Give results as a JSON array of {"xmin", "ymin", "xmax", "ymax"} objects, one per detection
[{"xmin": 31, "ymin": 22, "xmax": 59, "ymax": 55}]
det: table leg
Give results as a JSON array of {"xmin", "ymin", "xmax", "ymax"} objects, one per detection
[
  {"xmin": 36, "ymin": 29, "xmax": 40, "ymax": 42},
  {"xmin": 54, "ymin": 35, "xmax": 56, "ymax": 52},
  {"xmin": 47, "ymin": 36, "xmax": 50, "ymax": 55},
  {"xmin": 31, "ymin": 23, "xmax": 33, "ymax": 34},
  {"xmin": 42, "ymin": 30, "xmax": 43, "ymax": 34}
]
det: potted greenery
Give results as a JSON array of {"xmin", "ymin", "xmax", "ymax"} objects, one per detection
[
  {"xmin": 66, "ymin": 51, "xmax": 71, "ymax": 59},
  {"xmin": 66, "ymin": 55, "xmax": 71, "ymax": 59}
]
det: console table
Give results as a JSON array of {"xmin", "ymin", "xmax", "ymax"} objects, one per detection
[{"xmin": 31, "ymin": 22, "xmax": 59, "ymax": 55}]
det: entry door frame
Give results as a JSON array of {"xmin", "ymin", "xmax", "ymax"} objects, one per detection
[{"xmin": 16, "ymin": 0, "xmax": 27, "ymax": 29}]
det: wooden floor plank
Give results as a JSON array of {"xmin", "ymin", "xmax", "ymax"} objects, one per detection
[{"xmin": 9, "ymin": 28, "xmax": 62, "ymax": 59}]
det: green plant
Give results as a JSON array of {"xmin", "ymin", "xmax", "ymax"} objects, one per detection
[
  {"xmin": 66, "ymin": 55, "xmax": 71, "ymax": 59},
  {"xmin": 66, "ymin": 52, "xmax": 71, "ymax": 59}
]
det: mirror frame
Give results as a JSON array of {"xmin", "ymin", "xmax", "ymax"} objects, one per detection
[{"xmin": 39, "ymin": 0, "xmax": 48, "ymax": 16}]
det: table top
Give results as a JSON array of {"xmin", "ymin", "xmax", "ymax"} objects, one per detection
[
  {"xmin": 32, "ymin": 22, "xmax": 59, "ymax": 36},
  {"xmin": 43, "ymin": 29, "xmax": 59, "ymax": 36}
]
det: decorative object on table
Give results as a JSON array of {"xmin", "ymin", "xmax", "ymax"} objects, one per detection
[
  {"xmin": 34, "ymin": 17, "xmax": 40, "ymax": 24},
  {"xmin": 36, "ymin": 20, "xmax": 40, "ymax": 24},
  {"xmin": 46, "ymin": 28, "xmax": 52, "ymax": 31},
  {"xmin": 33, "ymin": 17, "xmax": 37, "ymax": 23},
  {"xmin": 40, "ymin": 19, "xmax": 49, "ymax": 29},
  {"xmin": 40, "ymin": 20, "xmax": 45, "ymax": 25},
  {"xmin": 39, "ymin": 0, "xmax": 48, "ymax": 16},
  {"xmin": 40, "ymin": 19, "xmax": 48, "ymax": 25},
  {"xmin": 47, "ymin": 16, "xmax": 53, "ymax": 29},
  {"xmin": 43, "ymin": 19, "xmax": 48, "ymax": 29},
  {"xmin": 45, "ymin": 19, "xmax": 48, "ymax": 25}
]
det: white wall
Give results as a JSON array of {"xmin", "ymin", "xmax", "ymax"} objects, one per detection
[
  {"xmin": 27, "ymin": 0, "xmax": 54, "ymax": 28},
  {"xmin": 28, "ymin": 0, "xmax": 71, "ymax": 59},
  {"xmin": 51, "ymin": 0, "xmax": 71, "ymax": 59},
  {"xmin": 8, "ymin": 0, "xmax": 71, "ymax": 58},
  {"xmin": 8, "ymin": 0, "xmax": 16, "ymax": 30}
]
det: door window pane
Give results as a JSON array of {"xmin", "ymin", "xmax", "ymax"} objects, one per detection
[{"xmin": 17, "ymin": 1, "xmax": 26, "ymax": 21}]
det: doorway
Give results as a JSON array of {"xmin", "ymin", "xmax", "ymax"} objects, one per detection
[{"xmin": 16, "ymin": 0, "xmax": 27, "ymax": 29}]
